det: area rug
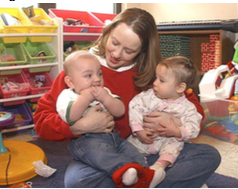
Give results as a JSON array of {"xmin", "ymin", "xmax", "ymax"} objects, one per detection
[{"xmin": 4, "ymin": 138, "xmax": 238, "ymax": 188}]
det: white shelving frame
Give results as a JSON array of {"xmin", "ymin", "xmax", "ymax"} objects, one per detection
[{"xmin": 1, "ymin": 17, "xmax": 63, "ymax": 133}]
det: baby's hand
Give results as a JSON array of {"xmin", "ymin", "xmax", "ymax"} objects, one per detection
[
  {"xmin": 81, "ymin": 88, "xmax": 94, "ymax": 102},
  {"xmin": 136, "ymin": 130, "xmax": 154, "ymax": 144},
  {"xmin": 91, "ymin": 86, "xmax": 108, "ymax": 101}
]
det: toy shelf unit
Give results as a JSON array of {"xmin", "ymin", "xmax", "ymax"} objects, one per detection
[
  {"xmin": 0, "ymin": 17, "xmax": 62, "ymax": 134},
  {"xmin": 158, "ymin": 30, "xmax": 236, "ymax": 75}
]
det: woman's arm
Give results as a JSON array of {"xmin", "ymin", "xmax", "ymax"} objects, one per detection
[
  {"xmin": 143, "ymin": 111, "xmax": 182, "ymax": 130},
  {"xmin": 142, "ymin": 92, "xmax": 203, "ymax": 138},
  {"xmin": 69, "ymin": 105, "xmax": 115, "ymax": 135}
]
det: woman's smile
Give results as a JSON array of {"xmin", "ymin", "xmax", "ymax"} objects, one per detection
[{"xmin": 109, "ymin": 55, "xmax": 120, "ymax": 64}]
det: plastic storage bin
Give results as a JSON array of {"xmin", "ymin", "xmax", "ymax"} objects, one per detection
[
  {"xmin": 63, "ymin": 40, "xmax": 94, "ymax": 61},
  {"xmin": 23, "ymin": 8, "xmax": 58, "ymax": 42},
  {"xmin": 90, "ymin": 12, "xmax": 117, "ymax": 25},
  {"xmin": 201, "ymin": 99, "xmax": 238, "ymax": 143},
  {"xmin": 0, "ymin": 39, "xmax": 28, "ymax": 75},
  {"xmin": 48, "ymin": 9, "xmax": 103, "ymax": 33},
  {"xmin": 0, "ymin": 103, "xmax": 32, "ymax": 128},
  {"xmin": 23, "ymin": 70, "xmax": 53, "ymax": 102},
  {"xmin": 27, "ymin": 101, "xmax": 38, "ymax": 117},
  {"xmin": 0, "ymin": 73, "xmax": 30, "ymax": 106},
  {"xmin": 0, "ymin": 7, "xmax": 32, "ymax": 43},
  {"xmin": 23, "ymin": 39, "xmax": 56, "ymax": 73}
]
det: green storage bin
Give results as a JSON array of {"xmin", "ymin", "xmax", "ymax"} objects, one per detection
[
  {"xmin": 0, "ymin": 39, "xmax": 27, "ymax": 75},
  {"xmin": 23, "ymin": 39, "xmax": 56, "ymax": 73},
  {"xmin": 63, "ymin": 41, "xmax": 94, "ymax": 61}
]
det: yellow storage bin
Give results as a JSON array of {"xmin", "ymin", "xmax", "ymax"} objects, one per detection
[
  {"xmin": 0, "ymin": 8, "xmax": 32, "ymax": 43},
  {"xmin": 23, "ymin": 8, "xmax": 58, "ymax": 42}
]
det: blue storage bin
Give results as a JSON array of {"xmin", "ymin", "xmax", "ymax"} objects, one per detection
[{"xmin": 0, "ymin": 103, "xmax": 32, "ymax": 128}]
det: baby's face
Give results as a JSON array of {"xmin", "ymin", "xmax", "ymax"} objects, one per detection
[
  {"xmin": 153, "ymin": 64, "xmax": 178, "ymax": 100},
  {"xmin": 70, "ymin": 57, "xmax": 103, "ymax": 94}
]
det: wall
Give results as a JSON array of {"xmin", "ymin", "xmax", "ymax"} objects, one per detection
[
  {"xmin": 122, "ymin": 3, "xmax": 238, "ymax": 39},
  {"xmin": 122, "ymin": 3, "xmax": 238, "ymax": 23}
]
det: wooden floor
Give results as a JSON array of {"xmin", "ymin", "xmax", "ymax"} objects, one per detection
[
  {"xmin": 191, "ymin": 133, "xmax": 238, "ymax": 179},
  {"xmin": 3, "ymin": 129, "xmax": 238, "ymax": 180}
]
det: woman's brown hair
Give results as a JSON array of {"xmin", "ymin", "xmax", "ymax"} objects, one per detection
[{"xmin": 94, "ymin": 8, "xmax": 162, "ymax": 91}]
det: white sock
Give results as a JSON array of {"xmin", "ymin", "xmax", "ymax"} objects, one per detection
[
  {"xmin": 122, "ymin": 168, "xmax": 138, "ymax": 186},
  {"xmin": 149, "ymin": 162, "xmax": 166, "ymax": 188},
  {"xmin": 150, "ymin": 161, "xmax": 165, "ymax": 170}
]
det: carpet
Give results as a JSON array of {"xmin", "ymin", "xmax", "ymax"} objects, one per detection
[{"xmin": 5, "ymin": 138, "xmax": 238, "ymax": 188}]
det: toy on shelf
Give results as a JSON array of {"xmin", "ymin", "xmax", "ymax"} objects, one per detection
[
  {"xmin": 0, "ymin": 75, "xmax": 30, "ymax": 92},
  {"xmin": 64, "ymin": 18, "xmax": 89, "ymax": 27},
  {"xmin": 0, "ymin": 46, "xmax": 15, "ymax": 62},
  {"xmin": 63, "ymin": 41, "xmax": 79, "ymax": 56},
  {"xmin": 28, "ymin": 102, "xmax": 38, "ymax": 116},
  {"xmin": 31, "ymin": 50, "xmax": 47, "ymax": 58},
  {"xmin": 0, "ymin": 12, "xmax": 21, "ymax": 26},
  {"xmin": 22, "ymin": 5, "xmax": 54, "ymax": 26}
]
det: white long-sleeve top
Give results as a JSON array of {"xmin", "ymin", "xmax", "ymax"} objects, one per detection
[{"xmin": 129, "ymin": 89, "xmax": 202, "ymax": 141}]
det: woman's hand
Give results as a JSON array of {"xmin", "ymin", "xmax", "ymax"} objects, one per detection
[
  {"xmin": 69, "ymin": 105, "xmax": 114, "ymax": 135},
  {"xmin": 154, "ymin": 118, "xmax": 181, "ymax": 138},
  {"xmin": 143, "ymin": 111, "xmax": 182, "ymax": 138}
]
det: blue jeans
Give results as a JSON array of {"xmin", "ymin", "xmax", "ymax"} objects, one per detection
[
  {"xmin": 65, "ymin": 142, "xmax": 221, "ymax": 188},
  {"xmin": 68, "ymin": 132, "xmax": 147, "ymax": 177}
]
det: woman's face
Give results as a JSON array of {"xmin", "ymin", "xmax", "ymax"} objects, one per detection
[{"xmin": 105, "ymin": 23, "xmax": 142, "ymax": 69}]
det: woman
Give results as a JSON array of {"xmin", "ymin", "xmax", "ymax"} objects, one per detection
[{"xmin": 34, "ymin": 8, "xmax": 221, "ymax": 187}]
